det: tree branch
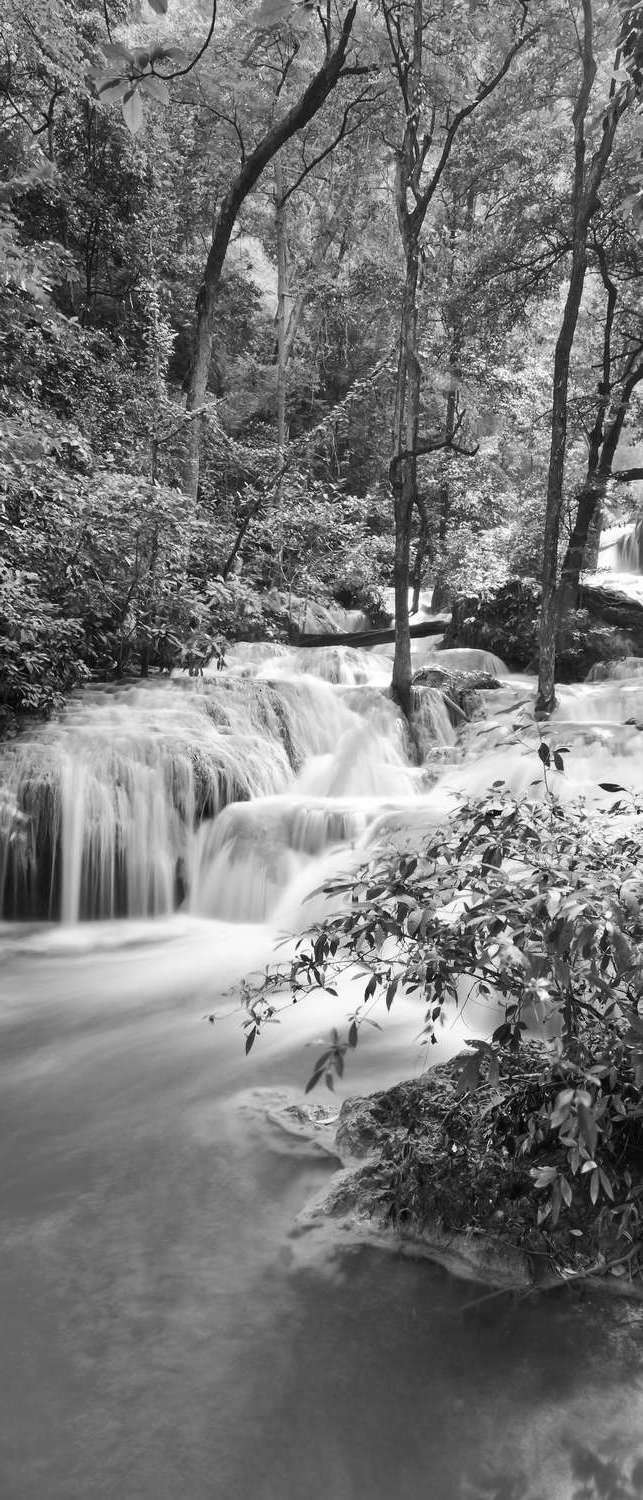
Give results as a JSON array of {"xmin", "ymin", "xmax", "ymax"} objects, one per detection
[{"xmin": 611, "ymin": 466, "xmax": 643, "ymax": 483}]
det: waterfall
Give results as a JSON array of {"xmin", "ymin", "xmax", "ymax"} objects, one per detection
[
  {"xmin": 599, "ymin": 518, "xmax": 643, "ymax": 574},
  {"xmin": 595, "ymin": 518, "xmax": 643, "ymax": 609},
  {"xmin": 0, "ymin": 675, "xmax": 375, "ymax": 922},
  {"xmin": 2, "ymin": 631, "xmax": 641, "ymax": 930}
]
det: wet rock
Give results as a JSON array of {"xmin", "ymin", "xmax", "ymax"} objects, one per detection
[
  {"xmin": 412, "ymin": 666, "xmax": 501, "ymax": 726},
  {"xmin": 586, "ymin": 655, "xmax": 643, "ymax": 682}
]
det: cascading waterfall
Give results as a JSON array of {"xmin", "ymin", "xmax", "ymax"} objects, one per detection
[
  {"xmin": 0, "ymin": 671, "xmax": 388, "ymax": 923},
  {"xmin": 594, "ymin": 517, "xmax": 643, "ymax": 607},
  {"xmin": 1, "ymin": 634, "xmax": 642, "ymax": 931},
  {"xmin": 599, "ymin": 517, "xmax": 643, "ymax": 574}
]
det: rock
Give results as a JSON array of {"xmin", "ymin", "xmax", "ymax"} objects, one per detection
[
  {"xmin": 586, "ymin": 655, "xmax": 643, "ymax": 682},
  {"xmin": 445, "ymin": 579, "xmax": 643, "ymax": 681}
]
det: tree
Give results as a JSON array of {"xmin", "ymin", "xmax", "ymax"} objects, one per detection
[
  {"xmin": 380, "ymin": 0, "xmax": 534, "ymax": 716},
  {"xmin": 536, "ymin": 0, "xmax": 636, "ymax": 715},
  {"xmin": 558, "ymin": 130, "xmax": 643, "ymax": 605},
  {"xmin": 182, "ymin": 1, "xmax": 361, "ymax": 498}
]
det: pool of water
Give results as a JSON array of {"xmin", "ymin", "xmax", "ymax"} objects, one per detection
[{"xmin": 1, "ymin": 921, "xmax": 641, "ymax": 1500}]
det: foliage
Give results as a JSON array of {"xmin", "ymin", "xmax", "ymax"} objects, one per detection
[
  {"xmin": 246, "ymin": 756, "xmax": 643, "ymax": 1273},
  {"xmin": 446, "ymin": 578, "xmax": 542, "ymax": 669},
  {"xmin": 1, "ymin": 0, "xmax": 642, "ymax": 725}
]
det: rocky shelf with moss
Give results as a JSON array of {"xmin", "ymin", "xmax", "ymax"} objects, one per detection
[{"xmin": 267, "ymin": 1047, "xmax": 642, "ymax": 1299}]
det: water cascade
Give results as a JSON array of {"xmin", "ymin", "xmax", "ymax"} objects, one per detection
[
  {"xmin": 1, "ymin": 628, "xmax": 642, "ymax": 1500},
  {"xmin": 594, "ymin": 517, "xmax": 643, "ymax": 606},
  {"xmin": 0, "ymin": 673, "xmax": 378, "ymax": 922}
]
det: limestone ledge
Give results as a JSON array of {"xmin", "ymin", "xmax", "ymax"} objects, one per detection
[{"xmin": 257, "ymin": 1067, "xmax": 643, "ymax": 1300}]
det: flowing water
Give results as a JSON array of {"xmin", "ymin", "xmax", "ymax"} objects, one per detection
[{"xmin": 1, "ymin": 612, "xmax": 643, "ymax": 1499}]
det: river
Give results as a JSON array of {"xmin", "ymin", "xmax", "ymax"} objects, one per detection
[{"xmin": 1, "ymin": 614, "xmax": 642, "ymax": 1499}]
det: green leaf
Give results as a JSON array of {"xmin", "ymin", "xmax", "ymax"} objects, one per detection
[
  {"xmin": 122, "ymin": 87, "xmax": 144, "ymax": 134},
  {"xmin": 456, "ymin": 1051, "xmax": 481, "ymax": 1097},
  {"xmin": 537, "ymin": 743, "xmax": 551, "ymax": 767},
  {"xmin": 385, "ymin": 976, "xmax": 399, "ymax": 1011},
  {"xmin": 245, "ymin": 1025, "xmax": 257, "ymax": 1056},
  {"xmin": 531, "ymin": 1164, "xmax": 558, "ymax": 1189},
  {"xmin": 560, "ymin": 1175, "xmax": 572, "ymax": 1208},
  {"xmin": 577, "ymin": 1101, "xmax": 598, "ymax": 1157},
  {"xmin": 139, "ymin": 75, "xmax": 170, "ymax": 105},
  {"xmin": 148, "ymin": 0, "xmax": 169, "ymax": 13}
]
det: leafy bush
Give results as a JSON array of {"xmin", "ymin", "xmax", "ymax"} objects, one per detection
[
  {"xmin": 445, "ymin": 577, "xmax": 541, "ymax": 668},
  {"xmin": 246, "ymin": 757, "xmax": 643, "ymax": 1276}
]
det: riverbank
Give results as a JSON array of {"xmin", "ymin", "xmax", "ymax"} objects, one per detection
[{"xmin": 268, "ymin": 1046, "xmax": 643, "ymax": 1300}]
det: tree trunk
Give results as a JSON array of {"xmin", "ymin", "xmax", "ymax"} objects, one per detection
[
  {"xmin": 391, "ymin": 248, "xmax": 420, "ymax": 718},
  {"xmin": 181, "ymin": 1, "xmax": 358, "ymax": 498},
  {"xmin": 411, "ymin": 500, "xmax": 429, "ymax": 614},
  {"xmin": 536, "ymin": 0, "xmax": 631, "ymax": 713},
  {"xmin": 275, "ymin": 158, "xmax": 289, "ymax": 455},
  {"xmin": 536, "ymin": 253, "xmax": 590, "ymax": 713},
  {"xmin": 558, "ymin": 477, "xmax": 606, "ymax": 611}
]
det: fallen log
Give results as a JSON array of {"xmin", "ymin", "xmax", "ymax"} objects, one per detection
[{"xmin": 294, "ymin": 616, "xmax": 450, "ymax": 648}]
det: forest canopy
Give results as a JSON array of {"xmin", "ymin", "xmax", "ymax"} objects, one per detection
[{"xmin": 0, "ymin": 0, "xmax": 641, "ymax": 725}]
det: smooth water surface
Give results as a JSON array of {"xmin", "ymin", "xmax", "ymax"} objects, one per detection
[{"xmin": 1, "ymin": 921, "xmax": 642, "ymax": 1500}]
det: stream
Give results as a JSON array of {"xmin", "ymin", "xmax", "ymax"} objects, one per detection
[{"xmin": 1, "ymin": 582, "xmax": 643, "ymax": 1498}]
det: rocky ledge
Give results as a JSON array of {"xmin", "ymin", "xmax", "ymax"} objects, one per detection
[{"xmin": 267, "ymin": 1052, "xmax": 643, "ymax": 1299}]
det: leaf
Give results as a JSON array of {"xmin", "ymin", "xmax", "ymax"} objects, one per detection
[
  {"xmin": 482, "ymin": 844, "xmax": 502, "ymax": 869},
  {"xmin": 537, "ymin": 743, "xmax": 551, "ymax": 767},
  {"xmin": 102, "ymin": 43, "xmax": 133, "ymax": 63},
  {"xmin": 590, "ymin": 1169, "xmax": 600, "ymax": 1205},
  {"xmin": 304, "ymin": 1068, "xmax": 324, "ymax": 1095},
  {"xmin": 598, "ymin": 782, "xmax": 626, "ymax": 793},
  {"xmin": 456, "ymin": 1051, "xmax": 481, "ymax": 1097},
  {"xmin": 577, "ymin": 1101, "xmax": 598, "ymax": 1157},
  {"xmin": 122, "ymin": 87, "xmax": 144, "ymax": 135},
  {"xmin": 245, "ymin": 1026, "xmax": 256, "ymax": 1055},
  {"xmin": 348, "ymin": 1020, "xmax": 358, "ymax": 1049},
  {"xmin": 530, "ymin": 1164, "xmax": 558, "ymax": 1189},
  {"xmin": 148, "ymin": 0, "xmax": 169, "ymax": 13},
  {"xmin": 139, "ymin": 75, "xmax": 170, "ymax": 105},
  {"xmin": 560, "ymin": 1175, "xmax": 572, "ymax": 1208},
  {"xmin": 598, "ymin": 1168, "xmax": 614, "ymax": 1201},
  {"xmin": 385, "ymin": 976, "xmax": 399, "ymax": 1011},
  {"xmin": 553, "ymin": 751, "xmax": 565, "ymax": 773}
]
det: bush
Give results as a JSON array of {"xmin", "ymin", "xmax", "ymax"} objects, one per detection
[
  {"xmin": 445, "ymin": 578, "xmax": 541, "ymax": 668},
  {"xmin": 246, "ymin": 755, "xmax": 643, "ymax": 1277}
]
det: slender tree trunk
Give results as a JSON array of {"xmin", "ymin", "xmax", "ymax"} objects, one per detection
[
  {"xmin": 181, "ymin": 2, "xmax": 358, "ymax": 499},
  {"xmin": 274, "ymin": 158, "xmax": 289, "ymax": 455},
  {"xmin": 558, "ymin": 479, "xmax": 604, "ymax": 610},
  {"xmin": 536, "ymin": 1, "xmax": 631, "ymax": 712},
  {"xmin": 536, "ymin": 254, "xmax": 589, "ymax": 712},
  {"xmin": 411, "ymin": 499, "xmax": 429, "ymax": 614},
  {"xmin": 391, "ymin": 248, "xmax": 420, "ymax": 717}
]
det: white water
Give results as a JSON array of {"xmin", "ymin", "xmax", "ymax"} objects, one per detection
[
  {"xmin": 593, "ymin": 517, "xmax": 643, "ymax": 605},
  {"xmin": 1, "ymin": 628, "xmax": 642, "ymax": 1498}
]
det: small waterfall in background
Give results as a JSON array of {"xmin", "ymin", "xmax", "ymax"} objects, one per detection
[{"xmin": 595, "ymin": 516, "xmax": 643, "ymax": 604}]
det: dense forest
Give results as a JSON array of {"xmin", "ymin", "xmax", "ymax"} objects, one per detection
[
  {"xmin": 1, "ymin": 0, "xmax": 643, "ymax": 1353},
  {"xmin": 1, "ymin": 0, "xmax": 641, "ymax": 727}
]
